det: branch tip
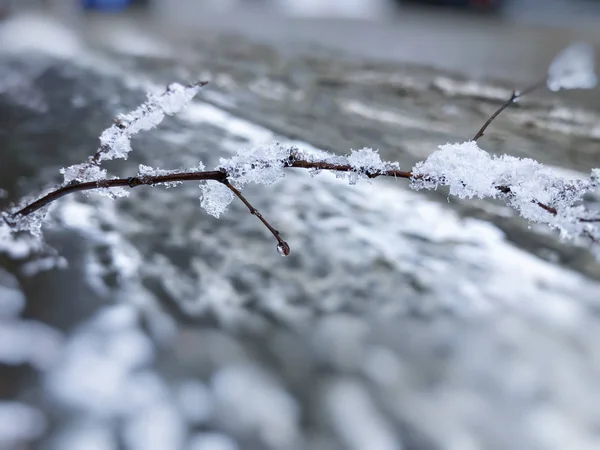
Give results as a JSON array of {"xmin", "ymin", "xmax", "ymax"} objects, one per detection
[
  {"xmin": 473, "ymin": 79, "xmax": 545, "ymax": 142},
  {"xmin": 221, "ymin": 179, "xmax": 290, "ymax": 255},
  {"xmin": 277, "ymin": 242, "xmax": 291, "ymax": 257}
]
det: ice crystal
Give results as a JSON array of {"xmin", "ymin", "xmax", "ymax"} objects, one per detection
[
  {"xmin": 217, "ymin": 143, "xmax": 291, "ymax": 187},
  {"xmin": 199, "ymin": 182, "xmax": 234, "ymax": 219}
]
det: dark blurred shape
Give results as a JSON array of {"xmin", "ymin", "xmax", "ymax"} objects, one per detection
[
  {"xmin": 0, "ymin": 2, "xmax": 10, "ymax": 20},
  {"xmin": 82, "ymin": 0, "xmax": 149, "ymax": 12},
  {"xmin": 400, "ymin": 0, "xmax": 504, "ymax": 12}
]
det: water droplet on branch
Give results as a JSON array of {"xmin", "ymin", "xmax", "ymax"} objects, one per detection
[{"xmin": 277, "ymin": 242, "xmax": 290, "ymax": 257}]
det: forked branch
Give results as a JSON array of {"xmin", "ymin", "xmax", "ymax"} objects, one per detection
[
  {"xmin": 4, "ymin": 42, "xmax": 600, "ymax": 257},
  {"xmin": 472, "ymin": 79, "xmax": 546, "ymax": 141}
]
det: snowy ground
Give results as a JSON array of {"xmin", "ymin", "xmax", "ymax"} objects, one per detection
[{"xmin": 1, "ymin": 10, "xmax": 600, "ymax": 450}]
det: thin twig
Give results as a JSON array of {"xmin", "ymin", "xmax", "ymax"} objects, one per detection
[
  {"xmin": 90, "ymin": 81, "xmax": 209, "ymax": 166},
  {"xmin": 13, "ymin": 171, "xmax": 226, "ymax": 217},
  {"xmin": 221, "ymin": 179, "xmax": 290, "ymax": 256},
  {"xmin": 290, "ymin": 160, "xmax": 413, "ymax": 179},
  {"xmin": 472, "ymin": 79, "xmax": 546, "ymax": 141},
  {"xmin": 8, "ymin": 158, "xmax": 597, "ymax": 256},
  {"xmin": 13, "ymin": 161, "xmax": 412, "ymax": 218}
]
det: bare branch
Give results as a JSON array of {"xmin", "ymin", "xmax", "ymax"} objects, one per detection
[
  {"xmin": 13, "ymin": 170, "xmax": 226, "ymax": 217},
  {"xmin": 13, "ymin": 160, "xmax": 413, "ymax": 219},
  {"xmin": 9, "ymin": 153, "xmax": 597, "ymax": 259},
  {"xmin": 221, "ymin": 179, "xmax": 290, "ymax": 256},
  {"xmin": 289, "ymin": 160, "xmax": 413, "ymax": 179},
  {"xmin": 473, "ymin": 79, "xmax": 546, "ymax": 141},
  {"xmin": 6, "ymin": 45, "xmax": 600, "ymax": 258}
]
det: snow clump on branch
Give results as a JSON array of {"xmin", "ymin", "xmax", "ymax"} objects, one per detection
[
  {"xmin": 198, "ymin": 145, "xmax": 394, "ymax": 218},
  {"xmin": 411, "ymin": 141, "xmax": 599, "ymax": 242},
  {"xmin": 61, "ymin": 82, "xmax": 205, "ymax": 184}
]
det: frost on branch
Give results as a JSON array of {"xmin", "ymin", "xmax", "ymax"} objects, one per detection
[
  {"xmin": 138, "ymin": 163, "xmax": 205, "ymax": 189},
  {"xmin": 199, "ymin": 182, "xmax": 234, "ymax": 219},
  {"xmin": 199, "ymin": 143, "xmax": 292, "ymax": 217},
  {"xmin": 60, "ymin": 164, "xmax": 107, "ymax": 184},
  {"xmin": 547, "ymin": 42, "xmax": 598, "ymax": 92},
  {"xmin": 198, "ymin": 145, "xmax": 398, "ymax": 217},
  {"xmin": 347, "ymin": 148, "xmax": 396, "ymax": 184},
  {"xmin": 0, "ymin": 213, "xmax": 44, "ymax": 259},
  {"xmin": 98, "ymin": 82, "xmax": 203, "ymax": 162},
  {"xmin": 61, "ymin": 82, "xmax": 205, "ymax": 184},
  {"xmin": 217, "ymin": 143, "xmax": 292, "ymax": 186},
  {"xmin": 411, "ymin": 141, "xmax": 600, "ymax": 244}
]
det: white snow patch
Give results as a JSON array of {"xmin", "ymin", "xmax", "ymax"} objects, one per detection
[
  {"xmin": 48, "ymin": 421, "xmax": 117, "ymax": 450},
  {"xmin": 179, "ymin": 102, "xmax": 274, "ymax": 149},
  {"xmin": 99, "ymin": 24, "xmax": 172, "ymax": 58},
  {"xmin": 0, "ymin": 286, "xmax": 25, "ymax": 318},
  {"xmin": 211, "ymin": 363, "xmax": 300, "ymax": 448},
  {"xmin": 123, "ymin": 400, "xmax": 186, "ymax": 450},
  {"xmin": 326, "ymin": 379, "xmax": 400, "ymax": 450},
  {"xmin": 46, "ymin": 304, "xmax": 155, "ymax": 416},
  {"xmin": 0, "ymin": 402, "xmax": 46, "ymax": 445},
  {"xmin": 177, "ymin": 380, "xmax": 214, "ymax": 425},
  {"xmin": 547, "ymin": 42, "xmax": 598, "ymax": 91},
  {"xmin": 21, "ymin": 255, "xmax": 68, "ymax": 277},
  {"xmin": 188, "ymin": 433, "xmax": 239, "ymax": 450},
  {"xmin": 0, "ymin": 320, "xmax": 63, "ymax": 370},
  {"xmin": 0, "ymin": 14, "xmax": 81, "ymax": 58},
  {"xmin": 277, "ymin": 0, "xmax": 388, "ymax": 18},
  {"xmin": 347, "ymin": 148, "xmax": 389, "ymax": 184},
  {"xmin": 411, "ymin": 141, "xmax": 599, "ymax": 245}
]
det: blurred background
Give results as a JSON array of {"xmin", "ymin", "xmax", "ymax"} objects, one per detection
[{"xmin": 1, "ymin": 1, "xmax": 600, "ymax": 450}]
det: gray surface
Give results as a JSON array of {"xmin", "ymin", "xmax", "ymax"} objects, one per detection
[{"xmin": 1, "ymin": 8, "xmax": 600, "ymax": 450}]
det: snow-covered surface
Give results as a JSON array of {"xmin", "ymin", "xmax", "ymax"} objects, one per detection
[
  {"xmin": 276, "ymin": 0, "xmax": 389, "ymax": 18},
  {"xmin": 326, "ymin": 379, "xmax": 399, "ymax": 450},
  {"xmin": 0, "ymin": 275, "xmax": 25, "ymax": 318},
  {"xmin": 0, "ymin": 319, "xmax": 63, "ymax": 369},
  {"xmin": 95, "ymin": 21, "xmax": 172, "ymax": 58},
  {"xmin": 188, "ymin": 433, "xmax": 239, "ymax": 450},
  {"xmin": 0, "ymin": 14, "xmax": 81, "ymax": 59},
  {"xmin": 547, "ymin": 42, "xmax": 598, "ymax": 92},
  {"xmin": 2, "ymin": 13, "xmax": 600, "ymax": 450},
  {"xmin": 15, "ymin": 84, "xmax": 596, "ymax": 448},
  {"xmin": 217, "ymin": 143, "xmax": 292, "ymax": 187},
  {"xmin": 0, "ymin": 402, "xmax": 47, "ymax": 446}
]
